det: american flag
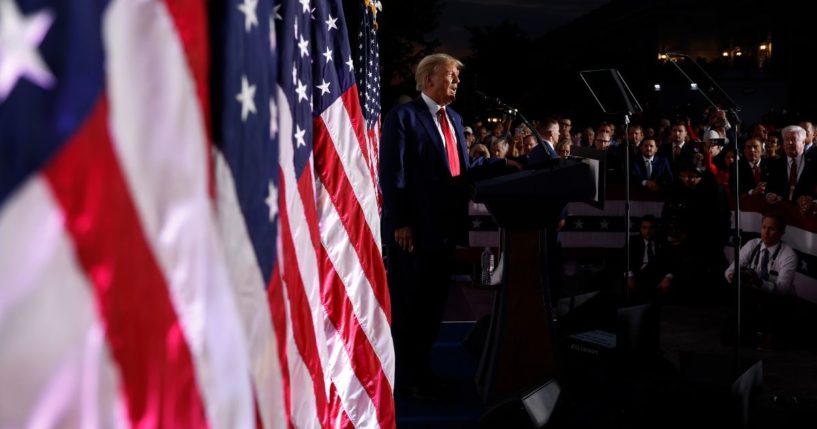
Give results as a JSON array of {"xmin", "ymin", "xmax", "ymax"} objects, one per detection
[
  {"xmin": 218, "ymin": 0, "xmax": 394, "ymax": 427},
  {"xmin": 356, "ymin": 0, "xmax": 382, "ymax": 206},
  {"xmin": 273, "ymin": 0, "xmax": 394, "ymax": 426},
  {"xmin": 1, "ymin": 0, "xmax": 392, "ymax": 427},
  {"xmin": 1, "ymin": 0, "xmax": 257, "ymax": 427}
]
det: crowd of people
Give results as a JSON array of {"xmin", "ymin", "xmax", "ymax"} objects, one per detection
[{"xmin": 461, "ymin": 108, "xmax": 817, "ymax": 349}]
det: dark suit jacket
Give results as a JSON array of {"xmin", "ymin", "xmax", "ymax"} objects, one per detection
[
  {"xmin": 629, "ymin": 237, "xmax": 665, "ymax": 274},
  {"xmin": 631, "ymin": 154, "xmax": 673, "ymax": 188},
  {"xmin": 658, "ymin": 141, "xmax": 697, "ymax": 173},
  {"xmin": 527, "ymin": 139, "xmax": 558, "ymax": 166},
  {"xmin": 379, "ymin": 97, "xmax": 473, "ymax": 251},
  {"xmin": 626, "ymin": 236, "xmax": 667, "ymax": 300},
  {"xmin": 734, "ymin": 159, "xmax": 770, "ymax": 195},
  {"xmin": 765, "ymin": 155, "xmax": 817, "ymax": 201}
]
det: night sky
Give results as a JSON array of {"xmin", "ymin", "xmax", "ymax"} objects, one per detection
[{"xmin": 435, "ymin": 0, "xmax": 611, "ymax": 56}]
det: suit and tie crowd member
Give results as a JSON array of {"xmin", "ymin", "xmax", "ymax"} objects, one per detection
[
  {"xmin": 520, "ymin": 133, "xmax": 539, "ymax": 156},
  {"xmin": 724, "ymin": 213, "xmax": 799, "ymax": 349},
  {"xmin": 627, "ymin": 125, "xmax": 645, "ymax": 159},
  {"xmin": 631, "ymin": 138, "xmax": 673, "ymax": 193},
  {"xmin": 626, "ymin": 215, "xmax": 666, "ymax": 301},
  {"xmin": 379, "ymin": 53, "xmax": 513, "ymax": 399},
  {"xmin": 765, "ymin": 125, "xmax": 817, "ymax": 207},
  {"xmin": 527, "ymin": 117, "xmax": 560, "ymax": 165},
  {"xmin": 736, "ymin": 137, "xmax": 769, "ymax": 196},
  {"xmin": 659, "ymin": 121, "xmax": 695, "ymax": 174}
]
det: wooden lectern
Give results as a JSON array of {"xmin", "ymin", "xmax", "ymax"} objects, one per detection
[{"xmin": 472, "ymin": 159, "xmax": 596, "ymax": 405}]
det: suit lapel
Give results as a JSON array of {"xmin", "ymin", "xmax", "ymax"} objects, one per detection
[
  {"xmin": 413, "ymin": 98, "xmax": 448, "ymax": 167},
  {"xmin": 414, "ymin": 97, "xmax": 470, "ymax": 174},
  {"xmin": 636, "ymin": 157, "xmax": 647, "ymax": 178}
]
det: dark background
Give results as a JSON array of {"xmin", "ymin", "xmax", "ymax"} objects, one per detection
[{"xmin": 346, "ymin": 0, "xmax": 817, "ymax": 127}]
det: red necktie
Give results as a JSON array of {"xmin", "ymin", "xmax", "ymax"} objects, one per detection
[
  {"xmin": 753, "ymin": 165, "xmax": 760, "ymax": 183},
  {"xmin": 789, "ymin": 158, "xmax": 798, "ymax": 199},
  {"xmin": 438, "ymin": 107, "xmax": 461, "ymax": 177}
]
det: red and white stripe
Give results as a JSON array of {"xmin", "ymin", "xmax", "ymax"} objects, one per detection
[
  {"xmin": 214, "ymin": 152, "xmax": 286, "ymax": 429},
  {"xmin": 275, "ymin": 88, "xmax": 331, "ymax": 429},
  {"xmin": 0, "ymin": 178, "xmax": 128, "ymax": 429},
  {"xmin": 1, "ymin": 1, "xmax": 258, "ymax": 427},
  {"xmin": 273, "ymin": 78, "xmax": 394, "ymax": 426}
]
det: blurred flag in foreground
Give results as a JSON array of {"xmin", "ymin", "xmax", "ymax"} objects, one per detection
[
  {"xmin": 1, "ymin": 0, "xmax": 392, "ymax": 426},
  {"xmin": 0, "ymin": 0, "xmax": 256, "ymax": 427}
]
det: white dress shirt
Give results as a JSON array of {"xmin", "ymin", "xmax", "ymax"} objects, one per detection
[
  {"xmin": 641, "ymin": 156, "xmax": 654, "ymax": 186},
  {"xmin": 724, "ymin": 238, "xmax": 799, "ymax": 295}
]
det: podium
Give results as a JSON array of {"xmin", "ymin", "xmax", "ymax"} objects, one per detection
[{"xmin": 473, "ymin": 159, "xmax": 596, "ymax": 405}]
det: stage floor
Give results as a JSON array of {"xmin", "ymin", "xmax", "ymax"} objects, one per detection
[{"xmin": 394, "ymin": 281, "xmax": 817, "ymax": 428}]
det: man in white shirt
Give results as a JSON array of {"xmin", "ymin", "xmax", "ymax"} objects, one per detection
[
  {"xmin": 725, "ymin": 213, "xmax": 799, "ymax": 349},
  {"xmin": 725, "ymin": 213, "xmax": 798, "ymax": 294}
]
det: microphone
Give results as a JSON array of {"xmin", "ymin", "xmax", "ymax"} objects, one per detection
[
  {"xmin": 475, "ymin": 90, "xmax": 498, "ymax": 104},
  {"xmin": 475, "ymin": 90, "xmax": 517, "ymax": 114}
]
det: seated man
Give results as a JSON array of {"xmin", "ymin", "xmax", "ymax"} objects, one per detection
[
  {"xmin": 626, "ymin": 215, "xmax": 666, "ymax": 301},
  {"xmin": 631, "ymin": 138, "xmax": 673, "ymax": 192},
  {"xmin": 725, "ymin": 213, "xmax": 798, "ymax": 294},
  {"xmin": 724, "ymin": 213, "xmax": 799, "ymax": 348}
]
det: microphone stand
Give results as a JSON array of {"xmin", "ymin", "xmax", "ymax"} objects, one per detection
[
  {"xmin": 666, "ymin": 53, "xmax": 743, "ymax": 367},
  {"xmin": 578, "ymin": 69, "xmax": 642, "ymax": 301},
  {"xmin": 623, "ymin": 114, "xmax": 632, "ymax": 301},
  {"xmin": 475, "ymin": 91, "xmax": 549, "ymax": 157}
]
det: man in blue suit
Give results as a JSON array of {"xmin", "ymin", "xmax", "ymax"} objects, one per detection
[
  {"xmin": 631, "ymin": 138, "xmax": 673, "ymax": 192},
  {"xmin": 380, "ymin": 53, "xmax": 483, "ymax": 399}
]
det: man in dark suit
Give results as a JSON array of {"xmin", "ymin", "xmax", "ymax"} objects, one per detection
[
  {"xmin": 765, "ymin": 125, "xmax": 817, "ymax": 205},
  {"xmin": 631, "ymin": 138, "xmax": 673, "ymax": 192},
  {"xmin": 627, "ymin": 215, "xmax": 665, "ymax": 301},
  {"xmin": 658, "ymin": 121, "xmax": 697, "ymax": 174},
  {"xmin": 380, "ymin": 53, "xmax": 500, "ymax": 399},
  {"xmin": 527, "ymin": 117, "xmax": 559, "ymax": 165},
  {"xmin": 735, "ymin": 137, "xmax": 770, "ymax": 196}
]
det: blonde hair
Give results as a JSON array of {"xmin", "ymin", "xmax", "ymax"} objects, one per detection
[{"xmin": 415, "ymin": 53, "xmax": 463, "ymax": 92}]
